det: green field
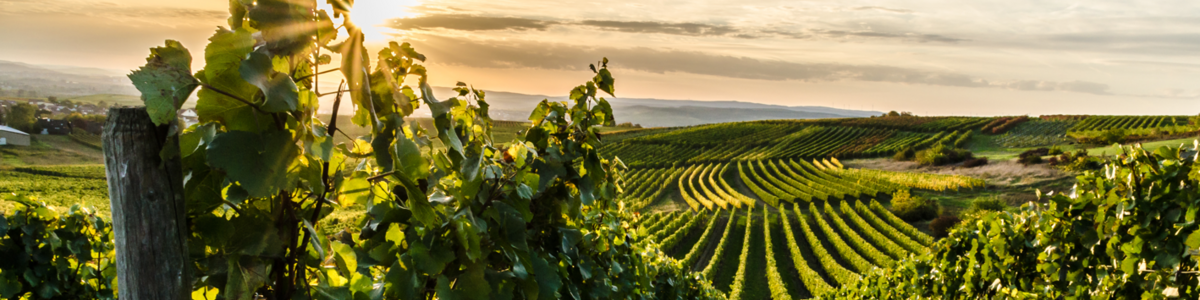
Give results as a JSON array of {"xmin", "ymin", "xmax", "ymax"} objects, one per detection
[{"xmin": 4, "ymin": 113, "xmax": 1198, "ymax": 299}]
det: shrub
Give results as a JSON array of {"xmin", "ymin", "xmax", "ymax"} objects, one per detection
[
  {"xmin": 893, "ymin": 147, "xmax": 916, "ymax": 161},
  {"xmin": 1018, "ymin": 148, "xmax": 1048, "ymax": 165},
  {"xmin": 1047, "ymin": 146, "xmax": 1064, "ymax": 156},
  {"xmin": 929, "ymin": 214, "xmax": 961, "ymax": 239},
  {"xmin": 914, "ymin": 144, "xmax": 973, "ymax": 166},
  {"xmin": 968, "ymin": 197, "xmax": 1007, "ymax": 213},
  {"xmin": 890, "ymin": 190, "xmax": 940, "ymax": 222},
  {"xmin": 961, "ymin": 157, "xmax": 988, "ymax": 168},
  {"xmin": 1098, "ymin": 128, "xmax": 1127, "ymax": 145}
]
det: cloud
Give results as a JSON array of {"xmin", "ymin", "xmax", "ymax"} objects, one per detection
[
  {"xmin": 813, "ymin": 29, "xmax": 966, "ymax": 43},
  {"xmin": 577, "ymin": 20, "xmax": 738, "ymax": 36},
  {"xmin": 408, "ymin": 35, "xmax": 1108, "ymax": 95},
  {"xmin": 386, "ymin": 13, "xmax": 966, "ymax": 43},
  {"xmin": 388, "ymin": 14, "xmax": 557, "ymax": 31},
  {"xmin": 850, "ymin": 6, "xmax": 914, "ymax": 14},
  {"xmin": 1107, "ymin": 60, "xmax": 1200, "ymax": 68}
]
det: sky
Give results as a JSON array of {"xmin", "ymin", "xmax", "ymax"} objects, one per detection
[{"xmin": 1, "ymin": 0, "xmax": 1199, "ymax": 116}]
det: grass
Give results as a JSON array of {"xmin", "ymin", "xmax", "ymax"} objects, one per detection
[
  {"xmin": 0, "ymin": 165, "xmax": 110, "ymax": 215},
  {"xmin": 0, "ymin": 135, "xmax": 104, "ymax": 167}
]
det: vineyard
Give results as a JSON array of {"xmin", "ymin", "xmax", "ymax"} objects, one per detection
[
  {"xmin": 599, "ymin": 117, "xmax": 992, "ymax": 168},
  {"xmin": 634, "ymin": 198, "xmax": 937, "ymax": 299}
]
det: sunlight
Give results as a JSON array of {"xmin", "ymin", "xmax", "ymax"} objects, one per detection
[{"xmin": 349, "ymin": 0, "xmax": 420, "ymax": 42}]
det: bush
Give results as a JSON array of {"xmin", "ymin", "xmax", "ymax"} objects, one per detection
[
  {"xmin": 893, "ymin": 147, "xmax": 916, "ymax": 161},
  {"xmin": 968, "ymin": 197, "xmax": 1007, "ymax": 213},
  {"xmin": 1018, "ymin": 148, "xmax": 1048, "ymax": 165},
  {"xmin": 929, "ymin": 214, "xmax": 961, "ymax": 239},
  {"xmin": 1098, "ymin": 128, "xmax": 1127, "ymax": 145},
  {"xmin": 961, "ymin": 157, "xmax": 988, "ymax": 168},
  {"xmin": 1047, "ymin": 146, "xmax": 1064, "ymax": 156},
  {"xmin": 1050, "ymin": 148, "xmax": 1104, "ymax": 171},
  {"xmin": 890, "ymin": 190, "xmax": 940, "ymax": 222},
  {"xmin": 914, "ymin": 144, "xmax": 973, "ymax": 166}
]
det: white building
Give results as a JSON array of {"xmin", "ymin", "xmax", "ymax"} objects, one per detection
[{"xmin": 0, "ymin": 125, "xmax": 31, "ymax": 146}]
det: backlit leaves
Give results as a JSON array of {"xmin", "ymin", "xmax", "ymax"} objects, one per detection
[
  {"xmin": 128, "ymin": 40, "xmax": 199, "ymax": 125},
  {"xmin": 206, "ymin": 130, "xmax": 300, "ymax": 198}
]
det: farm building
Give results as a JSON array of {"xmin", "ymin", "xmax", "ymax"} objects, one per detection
[
  {"xmin": 0, "ymin": 125, "xmax": 31, "ymax": 146},
  {"xmin": 34, "ymin": 118, "xmax": 72, "ymax": 135}
]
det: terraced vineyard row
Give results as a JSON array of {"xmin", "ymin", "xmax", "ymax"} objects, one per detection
[
  {"xmin": 1069, "ymin": 115, "xmax": 1192, "ymax": 132},
  {"xmin": 598, "ymin": 118, "xmax": 984, "ymax": 167},
  {"xmin": 649, "ymin": 200, "xmax": 933, "ymax": 299},
  {"xmin": 621, "ymin": 157, "xmax": 982, "ymax": 212}
]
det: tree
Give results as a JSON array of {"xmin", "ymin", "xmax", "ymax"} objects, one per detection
[
  {"xmin": 7, "ymin": 103, "xmax": 36, "ymax": 132},
  {"xmin": 127, "ymin": 1, "xmax": 720, "ymax": 299}
]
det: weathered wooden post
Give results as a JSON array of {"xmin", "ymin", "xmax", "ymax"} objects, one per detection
[{"xmin": 102, "ymin": 107, "xmax": 189, "ymax": 299}]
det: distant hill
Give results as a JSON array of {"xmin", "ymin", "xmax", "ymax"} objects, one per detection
[
  {"xmin": 429, "ymin": 87, "xmax": 880, "ymax": 127},
  {"xmin": 0, "ymin": 60, "xmax": 879, "ymax": 127},
  {"xmin": 0, "ymin": 60, "xmax": 137, "ymax": 97}
]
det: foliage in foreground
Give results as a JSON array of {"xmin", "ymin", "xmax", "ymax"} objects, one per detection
[
  {"xmin": 0, "ymin": 195, "xmax": 116, "ymax": 299},
  {"xmin": 827, "ymin": 143, "xmax": 1200, "ymax": 299},
  {"xmin": 124, "ymin": 1, "xmax": 720, "ymax": 299}
]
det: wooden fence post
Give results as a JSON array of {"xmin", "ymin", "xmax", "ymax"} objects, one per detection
[{"xmin": 102, "ymin": 107, "xmax": 189, "ymax": 299}]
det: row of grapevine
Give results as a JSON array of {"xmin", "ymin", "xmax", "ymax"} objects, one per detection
[
  {"xmin": 650, "ymin": 211, "xmax": 696, "ymax": 242},
  {"xmin": 619, "ymin": 167, "xmax": 685, "ymax": 210},
  {"xmin": 807, "ymin": 202, "xmax": 886, "ymax": 271},
  {"xmin": 770, "ymin": 209, "xmax": 834, "ymax": 296},
  {"xmin": 725, "ymin": 206, "xmax": 755, "ymax": 300},
  {"xmin": 642, "ymin": 211, "xmax": 678, "ymax": 237},
  {"xmin": 659, "ymin": 212, "xmax": 707, "ymax": 250},
  {"xmin": 625, "ymin": 122, "xmax": 802, "ymax": 146},
  {"xmin": 837, "ymin": 202, "xmax": 921, "ymax": 256},
  {"xmin": 678, "ymin": 165, "xmax": 712, "ymax": 210},
  {"xmin": 678, "ymin": 208, "xmax": 724, "ymax": 268},
  {"xmin": 814, "ymin": 203, "xmax": 895, "ymax": 268},
  {"xmin": 1070, "ymin": 115, "xmax": 1193, "ymax": 132},
  {"xmin": 700, "ymin": 209, "xmax": 742, "ymax": 279},
  {"xmin": 788, "ymin": 205, "xmax": 863, "ymax": 285},
  {"xmin": 851, "ymin": 201, "xmax": 928, "ymax": 252},
  {"xmin": 762, "ymin": 209, "xmax": 795, "ymax": 299},
  {"xmin": 867, "ymin": 200, "xmax": 933, "ymax": 246}
]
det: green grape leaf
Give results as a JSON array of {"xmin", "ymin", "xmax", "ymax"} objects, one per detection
[
  {"xmin": 247, "ymin": 0, "xmax": 316, "ymax": 55},
  {"xmin": 593, "ymin": 68, "xmax": 614, "ymax": 97},
  {"xmin": 530, "ymin": 255, "xmax": 561, "ymax": 300},
  {"xmin": 454, "ymin": 215, "xmax": 483, "ymax": 262},
  {"xmin": 128, "ymin": 40, "xmax": 199, "ymax": 126},
  {"xmin": 240, "ymin": 49, "xmax": 299, "ymax": 113},
  {"xmin": 0, "ymin": 274, "xmax": 22, "ymax": 299},
  {"xmin": 206, "ymin": 130, "xmax": 300, "ymax": 198},
  {"xmin": 336, "ymin": 28, "xmax": 377, "ymax": 129},
  {"xmin": 1186, "ymin": 230, "xmax": 1200, "ymax": 248},
  {"xmin": 392, "ymin": 133, "xmax": 430, "ymax": 180},
  {"xmin": 225, "ymin": 256, "xmax": 269, "ymax": 300}
]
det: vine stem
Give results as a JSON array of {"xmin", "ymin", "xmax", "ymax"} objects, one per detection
[
  {"xmin": 296, "ymin": 68, "xmax": 340, "ymax": 82},
  {"xmin": 291, "ymin": 80, "xmax": 345, "ymax": 288},
  {"xmin": 200, "ymin": 83, "xmax": 267, "ymax": 114}
]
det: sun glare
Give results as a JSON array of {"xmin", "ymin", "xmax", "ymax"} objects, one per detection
[{"xmin": 348, "ymin": 0, "xmax": 420, "ymax": 42}]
